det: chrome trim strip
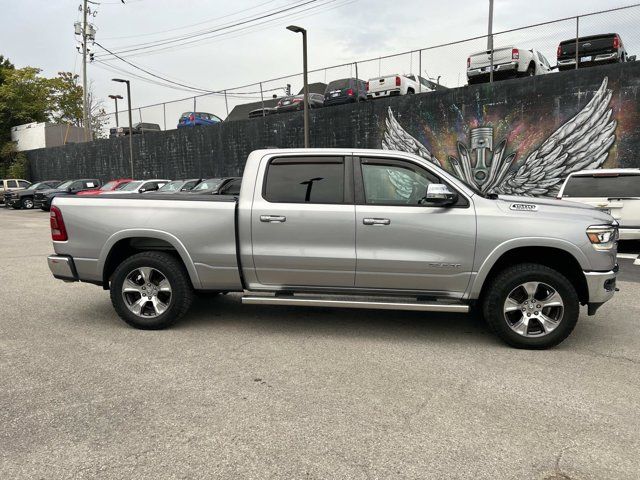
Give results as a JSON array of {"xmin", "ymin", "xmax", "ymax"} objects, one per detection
[{"xmin": 241, "ymin": 295, "xmax": 469, "ymax": 312}]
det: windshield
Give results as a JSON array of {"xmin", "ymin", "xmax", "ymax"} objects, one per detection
[
  {"xmin": 121, "ymin": 181, "xmax": 142, "ymax": 191},
  {"xmin": 25, "ymin": 182, "xmax": 42, "ymax": 191},
  {"xmin": 99, "ymin": 181, "xmax": 117, "ymax": 191},
  {"xmin": 56, "ymin": 180, "xmax": 73, "ymax": 190},
  {"xmin": 193, "ymin": 178, "xmax": 223, "ymax": 191},
  {"xmin": 158, "ymin": 180, "xmax": 184, "ymax": 192}
]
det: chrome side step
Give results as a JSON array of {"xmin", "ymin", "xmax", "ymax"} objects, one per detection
[{"xmin": 241, "ymin": 295, "xmax": 469, "ymax": 313}]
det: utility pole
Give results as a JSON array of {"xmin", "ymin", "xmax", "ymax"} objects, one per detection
[
  {"xmin": 82, "ymin": 0, "xmax": 89, "ymax": 140},
  {"xmin": 76, "ymin": 0, "xmax": 96, "ymax": 141},
  {"xmin": 488, "ymin": 0, "xmax": 494, "ymax": 83}
]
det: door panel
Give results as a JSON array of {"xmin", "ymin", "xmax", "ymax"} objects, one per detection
[
  {"xmin": 251, "ymin": 156, "xmax": 356, "ymax": 287},
  {"xmin": 355, "ymin": 157, "xmax": 476, "ymax": 296},
  {"xmin": 356, "ymin": 205, "xmax": 476, "ymax": 294}
]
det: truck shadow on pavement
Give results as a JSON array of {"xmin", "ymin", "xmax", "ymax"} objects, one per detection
[{"xmin": 173, "ymin": 293, "xmax": 500, "ymax": 346}]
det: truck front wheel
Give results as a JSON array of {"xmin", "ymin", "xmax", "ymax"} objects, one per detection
[
  {"xmin": 110, "ymin": 251, "xmax": 194, "ymax": 330},
  {"xmin": 482, "ymin": 263, "xmax": 579, "ymax": 349}
]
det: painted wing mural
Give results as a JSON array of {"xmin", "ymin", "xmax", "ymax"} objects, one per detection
[{"xmin": 382, "ymin": 77, "xmax": 617, "ymax": 196}]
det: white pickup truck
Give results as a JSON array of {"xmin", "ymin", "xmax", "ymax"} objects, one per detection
[
  {"xmin": 467, "ymin": 46, "xmax": 553, "ymax": 84},
  {"xmin": 366, "ymin": 74, "xmax": 433, "ymax": 99},
  {"xmin": 47, "ymin": 148, "xmax": 619, "ymax": 349}
]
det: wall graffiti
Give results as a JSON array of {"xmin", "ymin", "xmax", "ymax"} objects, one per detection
[{"xmin": 382, "ymin": 77, "xmax": 617, "ymax": 196}]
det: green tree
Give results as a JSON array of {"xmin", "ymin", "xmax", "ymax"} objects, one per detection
[
  {"xmin": 0, "ymin": 66, "xmax": 52, "ymax": 144},
  {"xmin": 0, "ymin": 55, "xmax": 14, "ymax": 86},
  {"xmin": 50, "ymin": 71, "xmax": 83, "ymax": 127}
]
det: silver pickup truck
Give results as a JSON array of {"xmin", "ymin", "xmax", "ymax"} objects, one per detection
[{"xmin": 47, "ymin": 148, "xmax": 619, "ymax": 349}]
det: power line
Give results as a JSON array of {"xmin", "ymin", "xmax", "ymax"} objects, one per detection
[
  {"xmin": 95, "ymin": 42, "xmax": 221, "ymax": 93},
  {"xmin": 96, "ymin": 0, "xmax": 346, "ymax": 60},
  {"xmin": 96, "ymin": 0, "xmax": 322, "ymax": 58},
  {"xmin": 101, "ymin": 0, "xmax": 283, "ymax": 40}
]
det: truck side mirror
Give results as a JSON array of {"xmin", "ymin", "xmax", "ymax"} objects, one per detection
[{"xmin": 425, "ymin": 184, "xmax": 458, "ymax": 206}]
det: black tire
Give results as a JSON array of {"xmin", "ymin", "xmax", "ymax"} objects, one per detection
[
  {"xmin": 110, "ymin": 251, "xmax": 194, "ymax": 330},
  {"xmin": 526, "ymin": 64, "xmax": 535, "ymax": 76},
  {"xmin": 21, "ymin": 197, "xmax": 34, "ymax": 209},
  {"xmin": 406, "ymin": 88, "xmax": 415, "ymax": 94},
  {"xmin": 482, "ymin": 263, "xmax": 579, "ymax": 349}
]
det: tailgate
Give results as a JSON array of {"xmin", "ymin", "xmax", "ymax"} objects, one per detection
[
  {"xmin": 368, "ymin": 75, "xmax": 398, "ymax": 92},
  {"xmin": 469, "ymin": 47, "xmax": 513, "ymax": 68},
  {"xmin": 560, "ymin": 37, "xmax": 615, "ymax": 57}
]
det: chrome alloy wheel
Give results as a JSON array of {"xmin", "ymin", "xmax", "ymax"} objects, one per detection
[
  {"xmin": 121, "ymin": 267, "xmax": 172, "ymax": 317},
  {"xmin": 503, "ymin": 281, "xmax": 564, "ymax": 337}
]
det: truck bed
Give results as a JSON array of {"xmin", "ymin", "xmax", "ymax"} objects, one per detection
[{"xmin": 51, "ymin": 194, "xmax": 243, "ymax": 291}]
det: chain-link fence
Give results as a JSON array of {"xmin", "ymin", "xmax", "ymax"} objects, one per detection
[{"xmin": 95, "ymin": 3, "xmax": 640, "ymax": 137}]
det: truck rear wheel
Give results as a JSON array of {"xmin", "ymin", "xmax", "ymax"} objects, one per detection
[
  {"xmin": 482, "ymin": 263, "xmax": 579, "ymax": 349},
  {"xmin": 110, "ymin": 251, "xmax": 194, "ymax": 330}
]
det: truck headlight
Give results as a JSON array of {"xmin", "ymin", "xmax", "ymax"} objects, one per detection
[{"xmin": 586, "ymin": 225, "xmax": 618, "ymax": 251}]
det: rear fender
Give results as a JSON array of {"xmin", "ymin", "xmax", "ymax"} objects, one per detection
[{"xmin": 98, "ymin": 229, "xmax": 201, "ymax": 288}]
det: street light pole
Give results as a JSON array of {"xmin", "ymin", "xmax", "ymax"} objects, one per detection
[
  {"xmin": 112, "ymin": 79, "xmax": 134, "ymax": 179},
  {"xmin": 287, "ymin": 25, "xmax": 309, "ymax": 148},
  {"xmin": 488, "ymin": 0, "xmax": 494, "ymax": 83},
  {"xmin": 108, "ymin": 94, "xmax": 123, "ymax": 128}
]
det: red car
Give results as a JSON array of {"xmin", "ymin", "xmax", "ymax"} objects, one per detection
[{"xmin": 76, "ymin": 178, "xmax": 133, "ymax": 196}]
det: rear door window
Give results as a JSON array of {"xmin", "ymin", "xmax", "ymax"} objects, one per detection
[
  {"xmin": 264, "ymin": 157, "xmax": 344, "ymax": 204},
  {"xmin": 7, "ymin": 180, "xmax": 18, "ymax": 188},
  {"xmin": 563, "ymin": 175, "xmax": 640, "ymax": 198}
]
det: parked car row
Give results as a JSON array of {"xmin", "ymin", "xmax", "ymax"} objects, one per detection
[
  {"xmin": 3, "ymin": 177, "xmax": 241, "ymax": 211},
  {"xmin": 249, "ymin": 75, "xmax": 438, "ymax": 120},
  {"xmin": 467, "ymin": 33, "xmax": 633, "ymax": 84}
]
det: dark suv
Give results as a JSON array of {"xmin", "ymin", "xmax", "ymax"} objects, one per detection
[
  {"xmin": 323, "ymin": 78, "xmax": 367, "ymax": 106},
  {"xmin": 557, "ymin": 33, "xmax": 629, "ymax": 71},
  {"xmin": 5, "ymin": 180, "xmax": 60, "ymax": 209},
  {"xmin": 35, "ymin": 179, "xmax": 101, "ymax": 211}
]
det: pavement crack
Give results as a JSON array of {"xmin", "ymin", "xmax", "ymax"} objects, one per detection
[{"xmin": 581, "ymin": 349, "xmax": 640, "ymax": 365}]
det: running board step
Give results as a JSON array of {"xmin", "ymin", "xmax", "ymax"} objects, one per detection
[{"xmin": 241, "ymin": 295, "xmax": 469, "ymax": 313}]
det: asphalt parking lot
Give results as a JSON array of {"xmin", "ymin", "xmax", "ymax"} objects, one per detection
[{"xmin": 1, "ymin": 207, "xmax": 639, "ymax": 480}]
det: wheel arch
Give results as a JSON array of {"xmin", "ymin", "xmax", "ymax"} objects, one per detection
[
  {"xmin": 99, "ymin": 230, "xmax": 201, "ymax": 289},
  {"xmin": 470, "ymin": 242, "xmax": 589, "ymax": 305}
]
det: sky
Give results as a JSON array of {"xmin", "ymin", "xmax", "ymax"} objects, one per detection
[{"xmin": 1, "ymin": 0, "xmax": 636, "ymax": 130}]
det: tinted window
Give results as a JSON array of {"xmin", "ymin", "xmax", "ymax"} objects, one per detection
[
  {"xmin": 361, "ymin": 159, "xmax": 439, "ymax": 205},
  {"xmin": 326, "ymin": 79, "xmax": 351, "ymax": 91},
  {"xmin": 563, "ymin": 174, "xmax": 640, "ymax": 198},
  {"xmin": 18, "ymin": 180, "xmax": 30, "ymax": 188},
  {"xmin": 181, "ymin": 180, "xmax": 198, "ymax": 191},
  {"xmin": 220, "ymin": 179, "xmax": 241, "ymax": 195},
  {"xmin": 264, "ymin": 157, "xmax": 344, "ymax": 204},
  {"xmin": 7, "ymin": 180, "xmax": 18, "ymax": 188}
]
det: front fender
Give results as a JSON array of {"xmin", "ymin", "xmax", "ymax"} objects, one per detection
[
  {"xmin": 467, "ymin": 237, "xmax": 590, "ymax": 299},
  {"xmin": 98, "ymin": 228, "xmax": 202, "ymax": 288}
]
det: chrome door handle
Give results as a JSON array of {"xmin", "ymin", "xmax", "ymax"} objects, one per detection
[
  {"xmin": 260, "ymin": 215, "xmax": 286, "ymax": 223},
  {"xmin": 363, "ymin": 218, "xmax": 390, "ymax": 226}
]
